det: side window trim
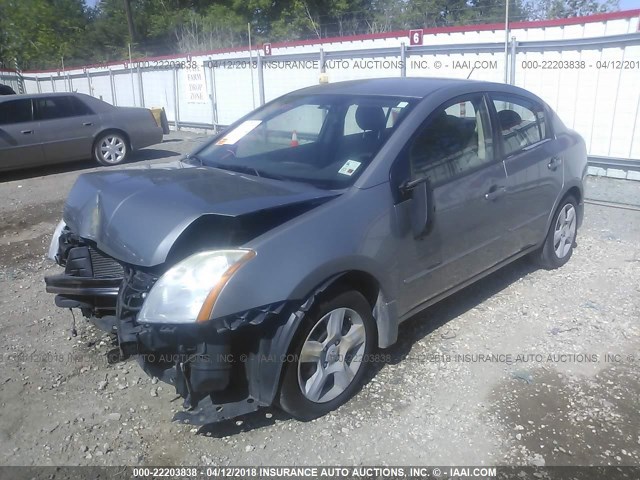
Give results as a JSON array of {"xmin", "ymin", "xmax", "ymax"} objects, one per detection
[{"xmin": 521, "ymin": 137, "xmax": 551, "ymax": 152}]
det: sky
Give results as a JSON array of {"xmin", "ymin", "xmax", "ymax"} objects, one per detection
[{"xmin": 82, "ymin": 0, "xmax": 640, "ymax": 10}]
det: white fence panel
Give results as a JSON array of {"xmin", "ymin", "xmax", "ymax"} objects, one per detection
[
  {"xmin": 141, "ymin": 69, "xmax": 175, "ymax": 118},
  {"xmin": 213, "ymin": 65, "xmax": 258, "ymax": 125},
  {"xmin": 13, "ymin": 10, "xmax": 640, "ymax": 161},
  {"xmin": 90, "ymin": 73, "xmax": 115, "ymax": 104}
]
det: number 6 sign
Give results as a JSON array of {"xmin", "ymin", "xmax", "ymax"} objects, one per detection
[{"xmin": 409, "ymin": 29, "xmax": 423, "ymax": 46}]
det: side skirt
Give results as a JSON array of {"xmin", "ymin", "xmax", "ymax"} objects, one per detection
[{"xmin": 397, "ymin": 245, "xmax": 539, "ymax": 324}]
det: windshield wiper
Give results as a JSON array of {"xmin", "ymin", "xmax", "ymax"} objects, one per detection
[
  {"xmin": 213, "ymin": 163, "xmax": 263, "ymax": 177},
  {"xmin": 182, "ymin": 153, "xmax": 204, "ymax": 166},
  {"xmin": 184, "ymin": 156, "xmax": 297, "ymax": 183}
]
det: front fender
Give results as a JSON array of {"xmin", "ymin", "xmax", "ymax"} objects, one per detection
[{"xmin": 211, "ymin": 184, "xmax": 399, "ymax": 321}]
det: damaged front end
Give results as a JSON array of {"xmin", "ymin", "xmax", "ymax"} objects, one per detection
[
  {"xmin": 44, "ymin": 166, "xmax": 340, "ymax": 425},
  {"xmin": 45, "ymin": 225, "xmax": 295, "ymax": 426},
  {"xmin": 45, "ymin": 222, "xmax": 124, "ymax": 333}
]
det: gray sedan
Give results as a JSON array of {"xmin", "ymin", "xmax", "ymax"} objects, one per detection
[
  {"xmin": 0, "ymin": 92, "xmax": 163, "ymax": 171},
  {"xmin": 45, "ymin": 78, "xmax": 586, "ymax": 424}
]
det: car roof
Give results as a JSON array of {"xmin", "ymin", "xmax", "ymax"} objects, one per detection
[
  {"xmin": 292, "ymin": 77, "xmax": 525, "ymax": 99},
  {"xmin": 0, "ymin": 92, "xmax": 90, "ymax": 102}
]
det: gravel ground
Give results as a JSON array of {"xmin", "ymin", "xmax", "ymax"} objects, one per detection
[{"xmin": 0, "ymin": 133, "xmax": 638, "ymax": 467}]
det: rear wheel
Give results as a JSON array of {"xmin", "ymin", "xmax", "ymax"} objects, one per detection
[
  {"xmin": 93, "ymin": 132, "xmax": 128, "ymax": 166},
  {"xmin": 533, "ymin": 196, "xmax": 578, "ymax": 269},
  {"xmin": 279, "ymin": 290, "xmax": 376, "ymax": 421}
]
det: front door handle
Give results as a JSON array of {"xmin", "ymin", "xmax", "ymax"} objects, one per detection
[
  {"xmin": 484, "ymin": 186, "xmax": 506, "ymax": 201},
  {"xmin": 21, "ymin": 129, "xmax": 33, "ymax": 135},
  {"xmin": 548, "ymin": 156, "xmax": 561, "ymax": 170},
  {"xmin": 83, "ymin": 122, "xmax": 93, "ymax": 126}
]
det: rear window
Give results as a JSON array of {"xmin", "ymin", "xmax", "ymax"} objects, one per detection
[{"xmin": 0, "ymin": 99, "xmax": 33, "ymax": 125}]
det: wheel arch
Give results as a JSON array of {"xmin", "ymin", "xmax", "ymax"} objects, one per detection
[
  {"xmin": 246, "ymin": 269, "xmax": 398, "ymax": 407},
  {"xmin": 544, "ymin": 181, "xmax": 584, "ymax": 238}
]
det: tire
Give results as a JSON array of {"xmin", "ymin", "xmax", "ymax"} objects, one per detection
[
  {"xmin": 278, "ymin": 290, "xmax": 376, "ymax": 421},
  {"xmin": 533, "ymin": 195, "xmax": 578, "ymax": 270},
  {"xmin": 93, "ymin": 131, "xmax": 129, "ymax": 166}
]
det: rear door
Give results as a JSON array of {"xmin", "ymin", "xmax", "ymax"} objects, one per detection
[
  {"xmin": 0, "ymin": 98, "xmax": 45, "ymax": 170},
  {"xmin": 394, "ymin": 94, "xmax": 512, "ymax": 314},
  {"xmin": 34, "ymin": 95, "xmax": 100, "ymax": 163},
  {"xmin": 490, "ymin": 93, "xmax": 563, "ymax": 250}
]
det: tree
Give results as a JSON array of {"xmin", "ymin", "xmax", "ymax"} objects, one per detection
[
  {"xmin": 525, "ymin": 0, "xmax": 619, "ymax": 20},
  {"xmin": 0, "ymin": 0, "xmax": 621, "ymax": 69},
  {"xmin": 0, "ymin": 0, "xmax": 90, "ymax": 69}
]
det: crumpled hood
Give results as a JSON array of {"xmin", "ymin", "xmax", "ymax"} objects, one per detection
[{"xmin": 63, "ymin": 162, "xmax": 336, "ymax": 266}]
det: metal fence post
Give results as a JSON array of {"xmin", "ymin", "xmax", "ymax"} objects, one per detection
[
  {"xmin": 51, "ymin": 75, "xmax": 56, "ymax": 92},
  {"xmin": 86, "ymin": 69, "xmax": 93, "ymax": 96},
  {"xmin": 137, "ymin": 64, "xmax": 145, "ymax": 107},
  {"xmin": 400, "ymin": 43, "xmax": 407, "ymax": 77},
  {"xmin": 35, "ymin": 76, "xmax": 41, "ymax": 93},
  {"xmin": 207, "ymin": 60, "xmax": 219, "ymax": 132},
  {"xmin": 628, "ymin": 83, "xmax": 640, "ymax": 159},
  {"xmin": 320, "ymin": 48, "xmax": 325, "ymax": 73},
  {"xmin": 129, "ymin": 63, "xmax": 136, "ymax": 106},
  {"xmin": 14, "ymin": 58, "xmax": 25, "ymax": 94},
  {"xmin": 173, "ymin": 67, "xmax": 180, "ymax": 130},
  {"xmin": 509, "ymin": 37, "xmax": 517, "ymax": 85},
  {"xmin": 109, "ymin": 69, "xmax": 117, "ymax": 105},
  {"xmin": 257, "ymin": 53, "xmax": 265, "ymax": 106}
]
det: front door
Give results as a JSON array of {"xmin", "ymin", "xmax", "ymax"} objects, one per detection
[{"xmin": 395, "ymin": 94, "xmax": 512, "ymax": 315}]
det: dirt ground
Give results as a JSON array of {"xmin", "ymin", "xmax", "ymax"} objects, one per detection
[{"xmin": 0, "ymin": 133, "xmax": 638, "ymax": 467}]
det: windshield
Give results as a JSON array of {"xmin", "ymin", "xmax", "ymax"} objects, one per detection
[{"xmin": 194, "ymin": 94, "xmax": 417, "ymax": 189}]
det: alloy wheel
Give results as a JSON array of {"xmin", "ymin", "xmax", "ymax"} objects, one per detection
[
  {"xmin": 297, "ymin": 307, "xmax": 367, "ymax": 403},
  {"xmin": 99, "ymin": 135, "xmax": 126, "ymax": 164},
  {"xmin": 553, "ymin": 203, "xmax": 576, "ymax": 259}
]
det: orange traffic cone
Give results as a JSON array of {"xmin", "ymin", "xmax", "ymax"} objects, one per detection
[{"xmin": 290, "ymin": 130, "xmax": 299, "ymax": 147}]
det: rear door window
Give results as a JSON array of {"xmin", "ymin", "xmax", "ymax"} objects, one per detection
[
  {"xmin": 0, "ymin": 99, "xmax": 33, "ymax": 125},
  {"xmin": 34, "ymin": 96, "xmax": 92, "ymax": 121},
  {"xmin": 492, "ymin": 94, "xmax": 548, "ymax": 157}
]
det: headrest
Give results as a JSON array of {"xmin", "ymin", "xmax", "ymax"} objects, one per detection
[
  {"xmin": 355, "ymin": 105, "xmax": 386, "ymax": 132},
  {"xmin": 497, "ymin": 110, "xmax": 522, "ymax": 130}
]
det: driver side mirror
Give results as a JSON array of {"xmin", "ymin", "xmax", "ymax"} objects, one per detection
[{"xmin": 400, "ymin": 177, "xmax": 430, "ymax": 239}]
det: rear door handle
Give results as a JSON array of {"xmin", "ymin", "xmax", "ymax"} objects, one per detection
[
  {"xmin": 484, "ymin": 186, "xmax": 506, "ymax": 201},
  {"xmin": 21, "ymin": 129, "xmax": 33, "ymax": 135},
  {"xmin": 83, "ymin": 122, "xmax": 93, "ymax": 126},
  {"xmin": 548, "ymin": 156, "xmax": 561, "ymax": 170}
]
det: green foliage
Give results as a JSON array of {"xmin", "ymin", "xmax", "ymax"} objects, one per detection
[
  {"xmin": 0, "ymin": 0, "xmax": 620, "ymax": 70},
  {"xmin": 0, "ymin": 0, "xmax": 91, "ymax": 69}
]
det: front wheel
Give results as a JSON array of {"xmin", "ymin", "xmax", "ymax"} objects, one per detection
[
  {"xmin": 533, "ymin": 196, "xmax": 578, "ymax": 270},
  {"xmin": 93, "ymin": 132, "xmax": 129, "ymax": 166},
  {"xmin": 278, "ymin": 290, "xmax": 376, "ymax": 421}
]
